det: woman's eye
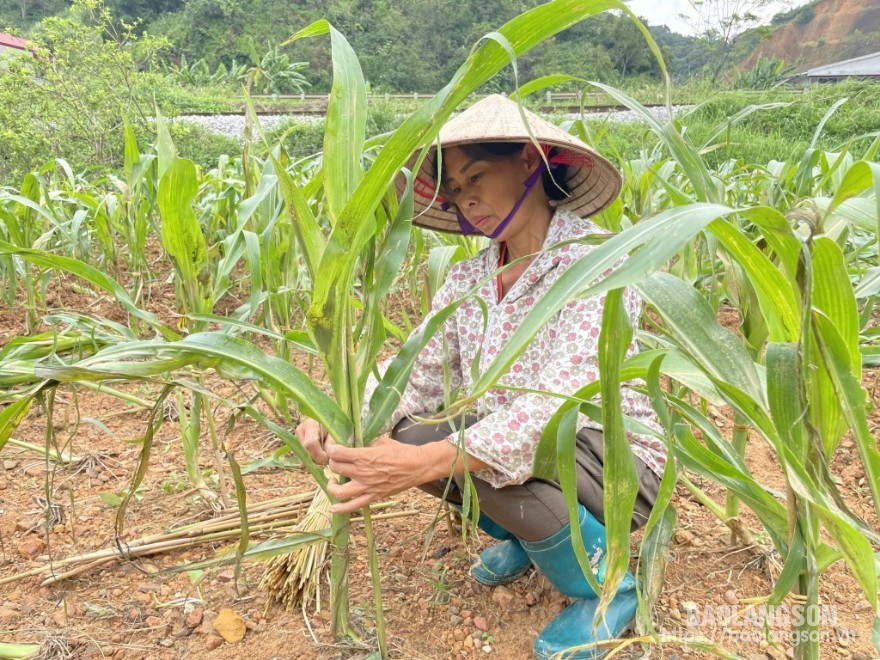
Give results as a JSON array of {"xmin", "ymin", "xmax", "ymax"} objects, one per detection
[{"xmin": 470, "ymin": 173, "xmax": 481, "ymax": 183}]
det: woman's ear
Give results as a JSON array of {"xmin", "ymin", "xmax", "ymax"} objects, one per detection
[{"xmin": 521, "ymin": 144, "xmax": 543, "ymax": 173}]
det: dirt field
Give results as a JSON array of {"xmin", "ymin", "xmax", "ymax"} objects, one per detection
[{"xmin": 1, "ymin": 275, "xmax": 878, "ymax": 660}]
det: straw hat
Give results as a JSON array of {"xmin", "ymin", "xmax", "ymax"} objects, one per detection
[{"xmin": 398, "ymin": 94, "xmax": 622, "ymax": 234}]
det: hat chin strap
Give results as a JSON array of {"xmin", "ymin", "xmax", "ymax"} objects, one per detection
[{"xmin": 442, "ymin": 161, "xmax": 548, "ymax": 239}]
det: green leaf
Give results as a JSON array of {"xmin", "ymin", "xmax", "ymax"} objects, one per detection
[
  {"xmin": 362, "ymin": 297, "xmax": 466, "ymax": 443},
  {"xmin": 100, "ymin": 492, "xmax": 123, "ymax": 507},
  {"xmin": 158, "ymin": 157, "xmax": 211, "ymax": 314},
  {"xmin": 707, "ymin": 215, "xmax": 800, "ymax": 342},
  {"xmin": 636, "ymin": 272, "xmax": 765, "ymax": 405},
  {"xmin": 766, "ymin": 343, "xmax": 806, "ymax": 460},
  {"xmin": 767, "ymin": 522, "xmax": 805, "ymax": 607},
  {"xmin": 271, "ymin": 155, "xmax": 324, "ymax": 278},
  {"xmin": 515, "ymin": 75, "xmax": 585, "ymax": 98},
  {"xmin": 0, "ymin": 396, "xmax": 34, "ymax": 452},
  {"xmin": 0, "ymin": 241, "xmax": 178, "ymax": 340},
  {"xmin": 638, "ymin": 504, "xmax": 676, "ymax": 620},
  {"xmin": 810, "ymin": 237, "xmax": 861, "ymax": 452},
  {"xmin": 597, "ymin": 289, "xmax": 638, "ymax": 612},
  {"xmin": 812, "ymin": 312, "xmax": 880, "ymax": 521},
  {"xmin": 322, "ymin": 22, "xmax": 366, "ymax": 226}
]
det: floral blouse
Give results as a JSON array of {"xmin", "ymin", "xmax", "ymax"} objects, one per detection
[{"xmin": 365, "ymin": 206, "xmax": 667, "ymax": 488}]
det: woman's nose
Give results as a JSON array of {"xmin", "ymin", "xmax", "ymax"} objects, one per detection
[{"xmin": 460, "ymin": 189, "xmax": 478, "ymax": 207}]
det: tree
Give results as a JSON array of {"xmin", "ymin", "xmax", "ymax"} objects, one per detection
[{"xmin": 680, "ymin": 0, "xmax": 791, "ymax": 79}]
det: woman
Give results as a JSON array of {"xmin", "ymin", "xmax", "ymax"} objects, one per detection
[{"xmin": 298, "ymin": 95, "xmax": 666, "ymax": 659}]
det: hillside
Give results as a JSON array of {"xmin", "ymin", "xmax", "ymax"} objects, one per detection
[{"xmin": 742, "ymin": 0, "xmax": 880, "ymax": 72}]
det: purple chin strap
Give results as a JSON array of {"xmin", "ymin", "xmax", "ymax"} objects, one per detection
[{"xmin": 441, "ymin": 160, "xmax": 550, "ymax": 239}]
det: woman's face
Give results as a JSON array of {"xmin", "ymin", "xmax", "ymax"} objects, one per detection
[{"xmin": 440, "ymin": 145, "xmax": 550, "ymax": 241}]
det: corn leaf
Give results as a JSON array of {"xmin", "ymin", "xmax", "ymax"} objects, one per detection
[
  {"xmin": 0, "ymin": 241, "xmax": 178, "ymax": 340},
  {"xmin": 596, "ymin": 289, "xmax": 638, "ymax": 618},
  {"xmin": 636, "ymin": 272, "xmax": 765, "ymax": 405},
  {"xmin": 812, "ymin": 312, "xmax": 880, "ymax": 521}
]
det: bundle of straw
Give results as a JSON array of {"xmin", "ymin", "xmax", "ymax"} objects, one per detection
[{"xmin": 259, "ymin": 482, "xmax": 332, "ymax": 612}]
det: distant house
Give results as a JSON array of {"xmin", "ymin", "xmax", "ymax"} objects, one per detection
[
  {"xmin": 0, "ymin": 32, "xmax": 32, "ymax": 58},
  {"xmin": 796, "ymin": 51, "xmax": 880, "ymax": 83}
]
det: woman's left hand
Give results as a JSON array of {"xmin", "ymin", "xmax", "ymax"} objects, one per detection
[{"xmin": 325, "ymin": 435, "xmax": 434, "ymax": 514}]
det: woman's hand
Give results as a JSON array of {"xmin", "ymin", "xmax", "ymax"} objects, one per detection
[
  {"xmin": 325, "ymin": 436, "xmax": 438, "ymax": 514},
  {"xmin": 296, "ymin": 417, "xmax": 329, "ymax": 466}
]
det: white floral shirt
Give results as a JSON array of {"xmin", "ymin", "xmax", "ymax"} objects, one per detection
[{"xmin": 366, "ymin": 207, "xmax": 667, "ymax": 488}]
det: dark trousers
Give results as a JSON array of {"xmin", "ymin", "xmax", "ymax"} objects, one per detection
[{"xmin": 392, "ymin": 416, "xmax": 661, "ymax": 542}]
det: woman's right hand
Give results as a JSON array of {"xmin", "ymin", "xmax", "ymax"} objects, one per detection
[{"xmin": 296, "ymin": 417, "xmax": 329, "ymax": 466}]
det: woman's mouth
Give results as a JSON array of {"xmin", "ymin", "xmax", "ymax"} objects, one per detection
[{"xmin": 472, "ymin": 215, "xmax": 490, "ymax": 229}]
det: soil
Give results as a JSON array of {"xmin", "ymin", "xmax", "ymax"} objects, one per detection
[
  {"xmin": 742, "ymin": 0, "xmax": 880, "ymax": 71},
  {"xmin": 1, "ymin": 271, "xmax": 879, "ymax": 660}
]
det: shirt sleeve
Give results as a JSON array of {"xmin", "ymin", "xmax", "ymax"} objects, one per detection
[
  {"xmin": 362, "ymin": 264, "xmax": 466, "ymax": 431},
  {"xmin": 451, "ymin": 288, "xmax": 641, "ymax": 488}
]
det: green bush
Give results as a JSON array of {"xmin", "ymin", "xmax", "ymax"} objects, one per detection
[{"xmin": 0, "ymin": 0, "xmax": 165, "ymax": 184}]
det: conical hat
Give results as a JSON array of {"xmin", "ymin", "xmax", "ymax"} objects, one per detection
[{"xmin": 397, "ymin": 94, "xmax": 622, "ymax": 234}]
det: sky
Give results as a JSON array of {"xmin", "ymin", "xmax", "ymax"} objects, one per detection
[{"xmin": 622, "ymin": 0, "xmax": 811, "ymax": 36}]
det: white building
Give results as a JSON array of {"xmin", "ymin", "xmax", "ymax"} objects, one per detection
[{"xmin": 798, "ymin": 51, "xmax": 880, "ymax": 82}]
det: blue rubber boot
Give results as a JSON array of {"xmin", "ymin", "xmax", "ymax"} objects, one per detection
[
  {"xmin": 520, "ymin": 504, "xmax": 638, "ymax": 659},
  {"xmin": 452, "ymin": 505, "xmax": 531, "ymax": 586}
]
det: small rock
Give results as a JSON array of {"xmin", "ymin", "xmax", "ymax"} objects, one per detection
[
  {"xmin": 216, "ymin": 570, "xmax": 235, "ymax": 583},
  {"xmin": 0, "ymin": 608, "xmax": 21, "ymax": 624},
  {"xmin": 17, "ymin": 537, "xmax": 45, "ymax": 560},
  {"xmin": 463, "ymin": 636, "xmax": 474, "ymax": 649},
  {"xmin": 138, "ymin": 583, "xmax": 160, "ymax": 593},
  {"xmin": 6, "ymin": 591, "xmax": 21, "ymax": 602},
  {"xmin": 24, "ymin": 463, "xmax": 47, "ymax": 477},
  {"xmin": 145, "ymin": 615, "xmax": 164, "ymax": 628},
  {"xmin": 724, "ymin": 589, "xmax": 738, "ymax": 605},
  {"xmin": 111, "ymin": 633, "xmax": 124, "ymax": 643},
  {"xmin": 491, "ymin": 586, "xmax": 514, "ymax": 607},
  {"xmin": 158, "ymin": 638, "xmax": 174, "ymax": 648},
  {"xmin": 675, "ymin": 530, "xmax": 695, "ymax": 545},
  {"xmin": 525, "ymin": 592, "xmax": 538, "ymax": 607},
  {"xmin": 205, "ymin": 635, "xmax": 224, "ymax": 651},
  {"xmin": 453, "ymin": 629, "xmax": 467, "ymax": 642},
  {"xmin": 851, "ymin": 653, "xmax": 873, "ymax": 660},
  {"xmin": 3, "ymin": 459, "xmax": 19, "ymax": 470},
  {"xmin": 482, "ymin": 645, "xmax": 493, "ymax": 653},
  {"xmin": 461, "ymin": 610, "xmax": 472, "ymax": 618},
  {"xmin": 450, "ymin": 614, "xmax": 463, "ymax": 625},
  {"xmin": 0, "ymin": 479, "xmax": 7, "ymax": 490},
  {"xmin": 474, "ymin": 616, "xmax": 488, "ymax": 632},
  {"xmin": 186, "ymin": 607, "xmax": 204, "ymax": 628},
  {"xmin": 213, "ymin": 608, "xmax": 246, "ymax": 644}
]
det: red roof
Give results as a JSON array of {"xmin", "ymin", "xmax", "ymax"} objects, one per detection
[{"xmin": 0, "ymin": 33, "xmax": 29, "ymax": 51}]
